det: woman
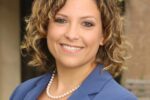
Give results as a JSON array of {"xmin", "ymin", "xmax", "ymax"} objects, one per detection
[{"xmin": 10, "ymin": 0, "xmax": 137, "ymax": 100}]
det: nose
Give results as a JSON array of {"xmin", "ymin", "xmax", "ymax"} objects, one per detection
[{"xmin": 64, "ymin": 23, "xmax": 79, "ymax": 41}]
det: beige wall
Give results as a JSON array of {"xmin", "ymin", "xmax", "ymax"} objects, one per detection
[
  {"xmin": 125, "ymin": 0, "xmax": 150, "ymax": 80},
  {"xmin": 0, "ymin": 0, "xmax": 20, "ymax": 100}
]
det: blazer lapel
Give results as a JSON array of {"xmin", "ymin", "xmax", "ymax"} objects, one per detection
[
  {"xmin": 68, "ymin": 64, "xmax": 112, "ymax": 100},
  {"xmin": 24, "ymin": 73, "xmax": 51, "ymax": 100}
]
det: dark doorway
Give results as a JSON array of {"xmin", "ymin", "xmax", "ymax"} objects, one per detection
[{"xmin": 20, "ymin": 0, "xmax": 38, "ymax": 82}]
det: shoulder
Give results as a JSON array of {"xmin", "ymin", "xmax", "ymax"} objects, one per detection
[
  {"xmin": 10, "ymin": 73, "xmax": 50, "ymax": 100},
  {"xmin": 95, "ymin": 79, "xmax": 138, "ymax": 100}
]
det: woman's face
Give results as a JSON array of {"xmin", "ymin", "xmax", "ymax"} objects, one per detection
[{"xmin": 47, "ymin": 0, "xmax": 103, "ymax": 68}]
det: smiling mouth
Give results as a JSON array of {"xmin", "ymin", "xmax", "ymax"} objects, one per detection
[{"xmin": 60, "ymin": 43, "xmax": 84, "ymax": 53}]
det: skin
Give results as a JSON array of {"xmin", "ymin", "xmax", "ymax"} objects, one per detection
[{"xmin": 39, "ymin": 0, "xmax": 103, "ymax": 99}]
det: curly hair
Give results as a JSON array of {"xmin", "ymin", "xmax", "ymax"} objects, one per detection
[{"xmin": 21, "ymin": 0, "xmax": 128, "ymax": 77}]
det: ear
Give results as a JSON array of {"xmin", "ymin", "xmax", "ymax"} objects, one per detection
[
  {"xmin": 99, "ymin": 36, "xmax": 104, "ymax": 46},
  {"xmin": 100, "ymin": 42, "xmax": 103, "ymax": 46}
]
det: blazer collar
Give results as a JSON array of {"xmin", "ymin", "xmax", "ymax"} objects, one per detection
[{"xmin": 68, "ymin": 64, "xmax": 112, "ymax": 100}]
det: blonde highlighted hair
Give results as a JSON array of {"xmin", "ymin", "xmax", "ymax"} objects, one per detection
[{"xmin": 21, "ymin": 0, "xmax": 128, "ymax": 76}]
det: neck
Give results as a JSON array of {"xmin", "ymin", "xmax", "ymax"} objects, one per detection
[{"xmin": 53, "ymin": 63, "xmax": 97, "ymax": 92}]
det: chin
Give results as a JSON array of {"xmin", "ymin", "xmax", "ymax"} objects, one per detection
[{"xmin": 62, "ymin": 62, "xmax": 82, "ymax": 69}]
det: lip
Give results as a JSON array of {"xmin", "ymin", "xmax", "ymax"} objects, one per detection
[
  {"xmin": 60, "ymin": 43, "xmax": 84, "ymax": 48},
  {"xmin": 59, "ymin": 43, "xmax": 84, "ymax": 54}
]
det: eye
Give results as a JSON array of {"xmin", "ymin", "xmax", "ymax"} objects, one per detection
[
  {"xmin": 54, "ymin": 17, "xmax": 67, "ymax": 24},
  {"xmin": 82, "ymin": 21, "xmax": 95, "ymax": 27}
]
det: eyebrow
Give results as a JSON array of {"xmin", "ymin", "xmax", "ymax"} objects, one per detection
[{"xmin": 56, "ymin": 13, "xmax": 97, "ymax": 20}]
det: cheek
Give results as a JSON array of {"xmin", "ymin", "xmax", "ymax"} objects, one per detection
[
  {"xmin": 83, "ymin": 30, "xmax": 102, "ymax": 47},
  {"xmin": 47, "ymin": 25, "xmax": 64, "ymax": 41},
  {"xmin": 86, "ymin": 37, "xmax": 100, "ymax": 49},
  {"xmin": 47, "ymin": 25, "xmax": 63, "ymax": 56}
]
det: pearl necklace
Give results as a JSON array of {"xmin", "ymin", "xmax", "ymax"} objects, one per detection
[{"xmin": 46, "ymin": 71, "xmax": 80, "ymax": 99}]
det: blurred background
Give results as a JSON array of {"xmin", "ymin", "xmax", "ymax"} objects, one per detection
[{"xmin": 0, "ymin": 0, "xmax": 150, "ymax": 100}]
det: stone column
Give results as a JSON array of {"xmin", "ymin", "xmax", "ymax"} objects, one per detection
[
  {"xmin": 0, "ymin": 0, "xmax": 20, "ymax": 100},
  {"xmin": 125, "ymin": 0, "xmax": 150, "ymax": 80}
]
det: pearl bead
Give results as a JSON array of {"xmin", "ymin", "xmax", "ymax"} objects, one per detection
[{"xmin": 46, "ymin": 71, "xmax": 80, "ymax": 99}]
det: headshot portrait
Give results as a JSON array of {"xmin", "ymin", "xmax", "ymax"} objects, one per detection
[{"xmin": 10, "ymin": 0, "xmax": 137, "ymax": 100}]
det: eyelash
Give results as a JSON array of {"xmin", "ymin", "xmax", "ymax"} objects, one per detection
[
  {"xmin": 54, "ymin": 17, "xmax": 95, "ymax": 28},
  {"xmin": 82, "ymin": 21, "xmax": 95, "ymax": 27},
  {"xmin": 54, "ymin": 18, "xmax": 67, "ymax": 24}
]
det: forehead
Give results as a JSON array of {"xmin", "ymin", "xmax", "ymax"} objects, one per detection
[{"xmin": 57, "ymin": 0, "xmax": 100, "ymax": 17}]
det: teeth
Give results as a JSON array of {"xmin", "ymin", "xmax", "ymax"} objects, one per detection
[{"xmin": 62, "ymin": 44, "xmax": 81, "ymax": 51}]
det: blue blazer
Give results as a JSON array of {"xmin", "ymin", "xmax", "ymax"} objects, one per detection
[{"xmin": 10, "ymin": 64, "xmax": 137, "ymax": 100}]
